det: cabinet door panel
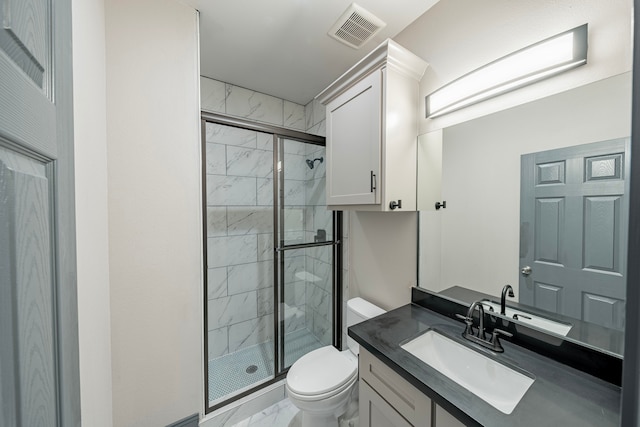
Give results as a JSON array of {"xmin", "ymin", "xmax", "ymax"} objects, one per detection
[
  {"xmin": 361, "ymin": 380, "xmax": 413, "ymax": 427},
  {"xmin": 360, "ymin": 348, "xmax": 431, "ymax": 425},
  {"xmin": 435, "ymin": 405, "xmax": 466, "ymax": 427},
  {"xmin": 326, "ymin": 69, "xmax": 381, "ymax": 205}
]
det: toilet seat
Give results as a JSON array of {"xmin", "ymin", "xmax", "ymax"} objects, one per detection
[
  {"xmin": 287, "ymin": 372, "xmax": 357, "ymax": 403},
  {"xmin": 286, "ymin": 346, "xmax": 358, "ymax": 401}
]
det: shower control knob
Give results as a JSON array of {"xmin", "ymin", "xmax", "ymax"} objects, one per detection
[{"xmin": 389, "ymin": 200, "xmax": 402, "ymax": 210}]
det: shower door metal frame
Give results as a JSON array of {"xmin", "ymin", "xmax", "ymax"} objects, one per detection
[
  {"xmin": 201, "ymin": 112, "xmax": 342, "ymax": 414},
  {"xmin": 273, "ymin": 135, "xmax": 343, "ymax": 374}
]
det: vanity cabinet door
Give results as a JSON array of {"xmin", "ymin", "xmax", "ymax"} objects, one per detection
[
  {"xmin": 361, "ymin": 380, "xmax": 413, "ymax": 427},
  {"xmin": 359, "ymin": 349, "xmax": 432, "ymax": 426},
  {"xmin": 434, "ymin": 404, "xmax": 466, "ymax": 427},
  {"xmin": 326, "ymin": 69, "xmax": 382, "ymax": 206}
]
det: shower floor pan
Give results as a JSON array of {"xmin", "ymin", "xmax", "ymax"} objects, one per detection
[{"xmin": 208, "ymin": 328, "xmax": 324, "ymax": 404}]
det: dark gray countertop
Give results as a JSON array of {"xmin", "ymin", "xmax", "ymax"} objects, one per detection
[{"xmin": 349, "ymin": 303, "xmax": 621, "ymax": 427}]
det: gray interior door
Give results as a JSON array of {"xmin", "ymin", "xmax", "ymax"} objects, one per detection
[
  {"xmin": 520, "ymin": 138, "xmax": 629, "ymax": 330},
  {"xmin": 0, "ymin": 0, "xmax": 80, "ymax": 426}
]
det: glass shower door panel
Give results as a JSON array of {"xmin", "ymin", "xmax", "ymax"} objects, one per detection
[
  {"xmin": 278, "ymin": 137, "xmax": 335, "ymax": 371},
  {"xmin": 280, "ymin": 138, "xmax": 332, "ymax": 246},
  {"xmin": 280, "ymin": 246, "xmax": 333, "ymax": 369},
  {"xmin": 204, "ymin": 122, "xmax": 276, "ymax": 405}
]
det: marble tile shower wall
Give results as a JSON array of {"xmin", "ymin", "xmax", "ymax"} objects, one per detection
[
  {"xmin": 280, "ymin": 139, "xmax": 313, "ymax": 337},
  {"xmin": 202, "ymin": 76, "xmax": 310, "ymax": 361},
  {"xmin": 303, "ymin": 98, "xmax": 326, "ymax": 137},
  {"xmin": 303, "ymin": 144, "xmax": 333, "ymax": 345},
  {"xmin": 206, "ymin": 123, "xmax": 309, "ymax": 360},
  {"xmin": 206, "ymin": 123, "xmax": 274, "ymax": 360},
  {"xmin": 201, "ymin": 77, "xmax": 306, "ymax": 132},
  {"xmin": 303, "ymin": 98, "xmax": 351, "ymax": 349},
  {"xmin": 202, "ymin": 75, "xmax": 349, "ymax": 360}
]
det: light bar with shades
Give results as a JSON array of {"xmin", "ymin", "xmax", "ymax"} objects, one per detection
[{"xmin": 425, "ymin": 24, "xmax": 588, "ymax": 118}]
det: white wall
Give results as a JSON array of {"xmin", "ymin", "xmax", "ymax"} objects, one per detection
[
  {"xmin": 105, "ymin": 1, "xmax": 202, "ymax": 425},
  {"xmin": 395, "ymin": 0, "xmax": 633, "ymax": 133},
  {"xmin": 72, "ymin": 0, "xmax": 113, "ymax": 425},
  {"xmin": 350, "ymin": 212, "xmax": 418, "ymax": 310}
]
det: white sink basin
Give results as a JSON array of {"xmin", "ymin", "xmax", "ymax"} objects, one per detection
[
  {"xmin": 401, "ymin": 330, "xmax": 534, "ymax": 414},
  {"xmin": 480, "ymin": 301, "xmax": 572, "ymax": 336}
]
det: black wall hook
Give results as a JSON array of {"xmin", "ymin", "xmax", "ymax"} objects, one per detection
[
  {"xmin": 435, "ymin": 200, "xmax": 447, "ymax": 210},
  {"xmin": 389, "ymin": 200, "xmax": 402, "ymax": 210}
]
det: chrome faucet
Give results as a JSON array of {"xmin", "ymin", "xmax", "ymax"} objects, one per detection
[
  {"xmin": 457, "ymin": 299, "xmax": 513, "ymax": 352},
  {"xmin": 501, "ymin": 284, "xmax": 515, "ymax": 315}
]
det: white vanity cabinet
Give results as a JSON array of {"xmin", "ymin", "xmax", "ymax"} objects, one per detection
[
  {"xmin": 359, "ymin": 348, "xmax": 465, "ymax": 427},
  {"xmin": 317, "ymin": 39, "xmax": 428, "ymax": 211}
]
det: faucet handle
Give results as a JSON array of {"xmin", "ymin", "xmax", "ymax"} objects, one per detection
[
  {"xmin": 490, "ymin": 328, "xmax": 513, "ymax": 352},
  {"xmin": 512, "ymin": 313, "xmax": 532, "ymax": 320},
  {"xmin": 455, "ymin": 313, "xmax": 474, "ymax": 336},
  {"xmin": 456, "ymin": 313, "xmax": 473, "ymax": 326},
  {"xmin": 492, "ymin": 328, "xmax": 513, "ymax": 338},
  {"xmin": 455, "ymin": 313, "xmax": 468, "ymax": 321}
]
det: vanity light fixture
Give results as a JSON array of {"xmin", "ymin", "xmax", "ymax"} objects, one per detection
[{"xmin": 425, "ymin": 24, "xmax": 588, "ymax": 118}]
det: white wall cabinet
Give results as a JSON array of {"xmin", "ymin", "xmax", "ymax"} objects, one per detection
[
  {"xmin": 359, "ymin": 348, "xmax": 466, "ymax": 427},
  {"xmin": 317, "ymin": 40, "xmax": 428, "ymax": 211},
  {"xmin": 325, "ymin": 69, "xmax": 382, "ymax": 206}
]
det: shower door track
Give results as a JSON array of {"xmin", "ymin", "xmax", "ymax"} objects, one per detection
[
  {"xmin": 201, "ymin": 112, "xmax": 342, "ymax": 414},
  {"xmin": 201, "ymin": 111, "xmax": 325, "ymax": 146}
]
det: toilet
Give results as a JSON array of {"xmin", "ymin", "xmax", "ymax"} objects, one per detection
[{"xmin": 286, "ymin": 297, "xmax": 386, "ymax": 427}]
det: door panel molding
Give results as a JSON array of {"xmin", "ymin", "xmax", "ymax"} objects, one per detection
[
  {"xmin": 520, "ymin": 138, "xmax": 629, "ymax": 330},
  {"xmin": 0, "ymin": 148, "xmax": 57, "ymax": 427},
  {"xmin": 0, "ymin": 0, "xmax": 50, "ymax": 89}
]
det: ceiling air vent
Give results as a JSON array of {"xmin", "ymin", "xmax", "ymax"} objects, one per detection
[{"xmin": 328, "ymin": 3, "xmax": 386, "ymax": 49}]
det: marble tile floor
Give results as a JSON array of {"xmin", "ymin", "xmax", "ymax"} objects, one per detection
[
  {"xmin": 231, "ymin": 399, "xmax": 300, "ymax": 427},
  {"xmin": 231, "ymin": 394, "xmax": 360, "ymax": 427},
  {"xmin": 209, "ymin": 328, "xmax": 324, "ymax": 403}
]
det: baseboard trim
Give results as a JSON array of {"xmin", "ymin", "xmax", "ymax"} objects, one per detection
[{"xmin": 167, "ymin": 413, "xmax": 199, "ymax": 427}]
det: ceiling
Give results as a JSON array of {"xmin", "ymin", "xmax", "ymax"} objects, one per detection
[{"xmin": 190, "ymin": 0, "xmax": 439, "ymax": 105}]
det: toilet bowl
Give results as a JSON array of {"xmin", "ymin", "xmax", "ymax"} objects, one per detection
[{"xmin": 285, "ymin": 298, "xmax": 385, "ymax": 427}]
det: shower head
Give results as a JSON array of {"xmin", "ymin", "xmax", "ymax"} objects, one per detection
[{"xmin": 306, "ymin": 157, "xmax": 324, "ymax": 169}]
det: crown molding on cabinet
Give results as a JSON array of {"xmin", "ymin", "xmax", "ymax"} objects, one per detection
[{"xmin": 316, "ymin": 39, "xmax": 429, "ymax": 105}]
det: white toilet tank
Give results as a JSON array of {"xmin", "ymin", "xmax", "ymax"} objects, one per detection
[{"xmin": 346, "ymin": 297, "xmax": 386, "ymax": 355}]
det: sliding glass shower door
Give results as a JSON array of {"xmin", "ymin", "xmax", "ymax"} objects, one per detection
[
  {"xmin": 204, "ymin": 121, "xmax": 277, "ymax": 405},
  {"xmin": 202, "ymin": 115, "xmax": 341, "ymax": 412},
  {"xmin": 276, "ymin": 138, "xmax": 336, "ymax": 372}
]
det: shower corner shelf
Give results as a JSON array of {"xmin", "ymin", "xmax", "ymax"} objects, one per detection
[{"xmin": 316, "ymin": 39, "xmax": 428, "ymax": 212}]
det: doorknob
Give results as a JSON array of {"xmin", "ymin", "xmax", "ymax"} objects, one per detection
[{"xmin": 521, "ymin": 266, "xmax": 532, "ymax": 276}]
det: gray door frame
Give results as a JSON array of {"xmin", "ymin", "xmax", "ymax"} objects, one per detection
[
  {"xmin": 52, "ymin": 1, "xmax": 81, "ymax": 423},
  {"xmin": 621, "ymin": 0, "xmax": 640, "ymax": 424}
]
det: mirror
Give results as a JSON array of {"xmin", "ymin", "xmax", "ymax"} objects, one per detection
[{"xmin": 417, "ymin": 72, "xmax": 632, "ymax": 356}]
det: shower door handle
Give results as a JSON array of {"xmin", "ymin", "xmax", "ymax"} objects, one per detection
[{"xmin": 370, "ymin": 171, "xmax": 376, "ymax": 193}]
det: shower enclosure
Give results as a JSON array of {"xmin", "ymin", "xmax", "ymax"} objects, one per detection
[{"xmin": 202, "ymin": 113, "xmax": 342, "ymax": 411}]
